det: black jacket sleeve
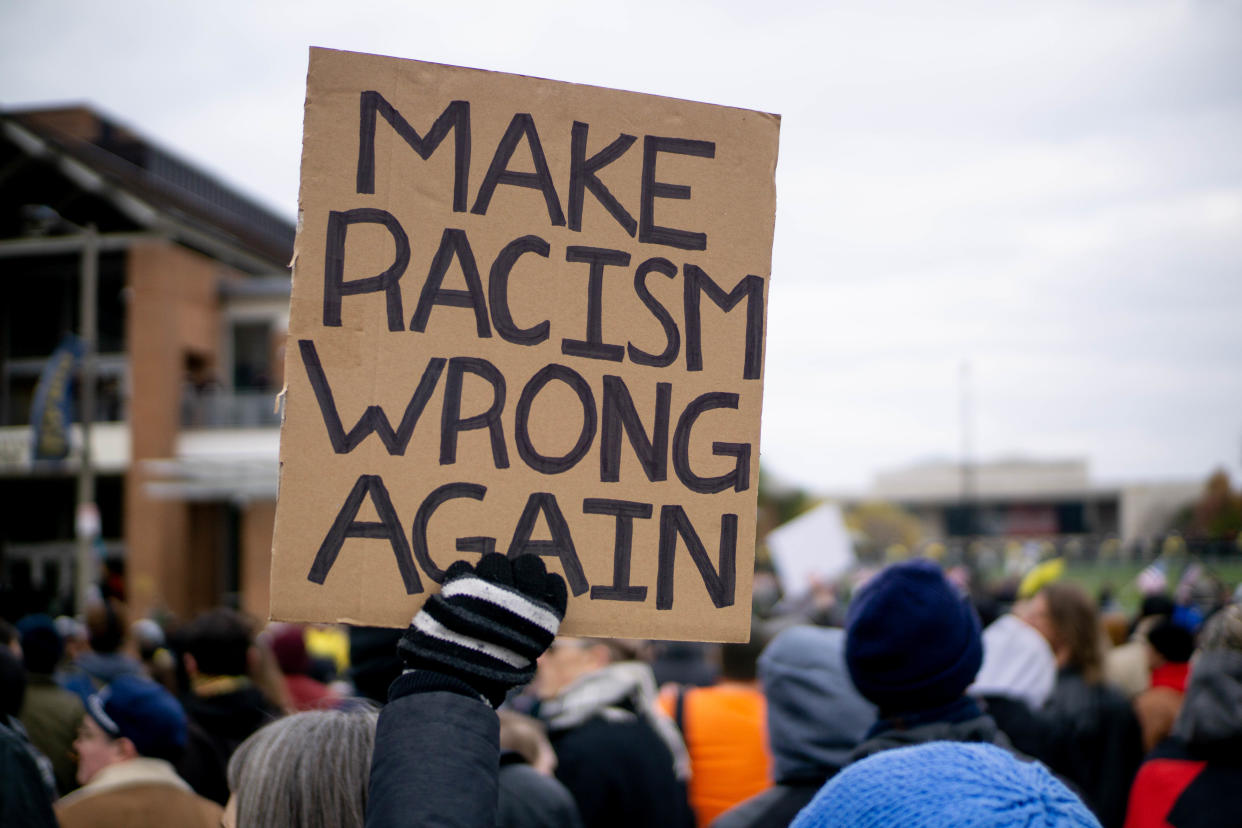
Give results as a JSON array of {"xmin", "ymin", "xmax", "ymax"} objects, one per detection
[
  {"xmin": 366, "ymin": 686, "xmax": 500, "ymax": 828},
  {"xmin": 1, "ymin": 728, "xmax": 58, "ymax": 828}
]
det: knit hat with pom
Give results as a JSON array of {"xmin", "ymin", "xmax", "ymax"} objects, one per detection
[{"xmin": 790, "ymin": 741, "xmax": 1101, "ymax": 828}]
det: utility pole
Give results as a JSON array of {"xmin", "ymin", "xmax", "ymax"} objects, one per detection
[
  {"xmin": 0, "ymin": 225, "xmax": 157, "ymax": 614},
  {"xmin": 959, "ymin": 360, "xmax": 976, "ymax": 540},
  {"xmin": 75, "ymin": 224, "xmax": 99, "ymax": 614}
]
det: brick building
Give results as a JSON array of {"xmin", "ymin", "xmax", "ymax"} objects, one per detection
[
  {"xmin": 866, "ymin": 458, "xmax": 1199, "ymax": 554},
  {"xmin": 0, "ymin": 106, "xmax": 292, "ymax": 621}
]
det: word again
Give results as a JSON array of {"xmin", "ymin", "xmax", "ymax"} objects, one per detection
[{"xmin": 306, "ymin": 476, "xmax": 737, "ymax": 612}]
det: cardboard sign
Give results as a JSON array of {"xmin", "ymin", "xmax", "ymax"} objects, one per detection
[{"xmin": 269, "ymin": 48, "xmax": 779, "ymax": 642}]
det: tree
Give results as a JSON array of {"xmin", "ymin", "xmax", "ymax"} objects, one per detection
[
  {"xmin": 845, "ymin": 501, "xmax": 924, "ymax": 561},
  {"xmin": 1183, "ymin": 469, "xmax": 1242, "ymax": 542}
]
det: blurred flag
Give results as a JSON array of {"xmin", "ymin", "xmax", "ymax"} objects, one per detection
[
  {"xmin": 1174, "ymin": 562, "xmax": 1204, "ymax": 604},
  {"xmin": 29, "ymin": 335, "xmax": 82, "ymax": 461},
  {"xmin": 1136, "ymin": 560, "xmax": 1168, "ymax": 596}
]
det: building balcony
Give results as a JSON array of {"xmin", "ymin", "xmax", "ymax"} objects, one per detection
[
  {"xmin": 180, "ymin": 388, "xmax": 281, "ymax": 429},
  {"xmin": 145, "ymin": 427, "xmax": 279, "ymax": 502}
]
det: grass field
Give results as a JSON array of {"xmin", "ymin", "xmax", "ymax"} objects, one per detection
[{"xmin": 1003, "ymin": 557, "xmax": 1242, "ymax": 613}]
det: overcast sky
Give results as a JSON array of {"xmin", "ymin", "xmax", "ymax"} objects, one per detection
[{"xmin": 3, "ymin": 0, "xmax": 1239, "ymax": 494}]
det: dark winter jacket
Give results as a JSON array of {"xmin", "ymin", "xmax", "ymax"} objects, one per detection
[
  {"xmin": 549, "ymin": 713, "xmax": 692, "ymax": 828},
  {"xmin": 849, "ymin": 697, "xmax": 1016, "ymax": 763},
  {"xmin": 367, "ymin": 671, "xmax": 593, "ymax": 828},
  {"xmin": 176, "ymin": 681, "xmax": 281, "ymax": 804},
  {"xmin": 713, "ymin": 626, "xmax": 875, "ymax": 828},
  {"xmin": 497, "ymin": 752, "xmax": 583, "ymax": 828},
  {"xmin": 1124, "ymin": 650, "xmax": 1242, "ymax": 828},
  {"xmin": 366, "ymin": 678, "xmax": 501, "ymax": 828},
  {"xmin": 992, "ymin": 668, "xmax": 1142, "ymax": 828},
  {"xmin": 0, "ymin": 717, "xmax": 57, "ymax": 828},
  {"xmin": 534, "ymin": 662, "xmax": 692, "ymax": 828}
]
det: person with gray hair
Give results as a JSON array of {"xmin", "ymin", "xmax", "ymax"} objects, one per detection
[
  {"xmin": 223, "ymin": 707, "xmax": 379, "ymax": 828},
  {"xmin": 221, "ymin": 554, "xmax": 573, "ymax": 828}
]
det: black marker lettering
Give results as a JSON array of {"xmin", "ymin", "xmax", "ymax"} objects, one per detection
[
  {"xmin": 656, "ymin": 506, "xmax": 736, "ymax": 610},
  {"xmin": 440, "ymin": 357, "xmax": 509, "ymax": 468},
  {"xmin": 672, "ymin": 391, "xmax": 751, "ymax": 494},
  {"xmin": 323, "ymin": 208, "xmax": 409, "ymax": 331},
  {"xmin": 627, "ymin": 257, "xmax": 681, "ymax": 368},
  {"xmin": 410, "ymin": 228, "xmax": 491, "ymax": 337},
  {"xmin": 411, "ymin": 482, "xmax": 488, "ymax": 584},
  {"xmin": 298, "ymin": 340, "xmax": 444, "ymax": 455},
  {"xmin": 489, "ymin": 235, "xmax": 551, "ymax": 345},
  {"xmin": 308, "ymin": 474, "xmax": 422, "ymax": 594},
  {"xmin": 586, "ymin": 498, "xmax": 651, "ymax": 602},
  {"xmin": 600, "ymin": 375, "xmax": 670, "ymax": 483},
  {"xmin": 560, "ymin": 246, "xmax": 629, "ymax": 362},
  {"xmin": 568, "ymin": 122, "xmax": 637, "ymax": 236},
  {"xmin": 639, "ymin": 136, "xmax": 715, "ymax": 251},
  {"xmin": 514, "ymin": 364, "xmax": 596, "ymax": 474},
  {"xmin": 684, "ymin": 264, "xmax": 764, "ymax": 380},
  {"xmin": 356, "ymin": 93, "xmax": 470, "ymax": 212},
  {"xmin": 506, "ymin": 492, "xmax": 588, "ymax": 596},
  {"xmin": 471, "ymin": 113, "xmax": 565, "ymax": 226}
]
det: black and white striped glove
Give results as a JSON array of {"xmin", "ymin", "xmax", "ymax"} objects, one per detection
[{"xmin": 395, "ymin": 553, "xmax": 568, "ymax": 707}]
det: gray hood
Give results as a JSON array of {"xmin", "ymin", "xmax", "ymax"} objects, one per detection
[
  {"xmin": 758, "ymin": 626, "xmax": 876, "ymax": 784},
  {"xmin": 1173, "ymin": 649, "xmax": 1242, "ymax": 751}
]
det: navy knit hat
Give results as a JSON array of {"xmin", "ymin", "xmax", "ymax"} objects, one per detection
[
  {"xmin": 17, "ymin": 613, "xmax": 64, "ymax": 675},
  {"xmin": 790, "ymin": 741, "xmax": 1101, "ymax": 827},
  {"xmin": 845, "ymin": 559, "xmax": 983, "ymax": 712},
  {"xmin": 85, "ymin": 675, "xmax": 187, "ymax": 761}
]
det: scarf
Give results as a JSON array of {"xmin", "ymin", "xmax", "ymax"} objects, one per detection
[
  {"xmin": 1150, "ymin": 661, "xmax": 1189, "ymax": 693},
  {"xmin": 540, "ymin": 661, "xmax": 691, "ymax": 780}
]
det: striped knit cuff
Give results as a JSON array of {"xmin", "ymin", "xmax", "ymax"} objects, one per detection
[
  {"xmin": 397, "ymin": 553, "xmax": 567, "ymax": 708},
  {"xmin": 388, "ymin": 670, "xmax": 489, "ymax": 705}
]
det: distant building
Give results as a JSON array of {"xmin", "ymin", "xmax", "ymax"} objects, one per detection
[
  {"xmin": 0, "ymin": 106, "xmax": 292, "ymax": 620},
  {"xmin": 866, "ymin": 458, "xmax": 1199, "ymax": 553}
]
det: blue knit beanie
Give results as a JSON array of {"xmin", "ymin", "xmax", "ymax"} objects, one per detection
[
  {"xmin": 845, "ymin": 559, "xmax": 982, "ymax": 712},
  {"xmin": 791, "ymin": 741, "xmax": 1102, "ymax": 828}
]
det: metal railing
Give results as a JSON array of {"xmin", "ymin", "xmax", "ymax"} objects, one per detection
[{"xmin": 181, "ymin": 389, "xmax": 281, "ymax": 428}]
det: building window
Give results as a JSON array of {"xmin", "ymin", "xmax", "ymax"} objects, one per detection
[{"xmin": 231, "ymin": 320, "xmax": 275, "ymax": 391}]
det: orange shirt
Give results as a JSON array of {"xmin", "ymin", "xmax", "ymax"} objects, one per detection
[{"xmin": 658, "ymin": 682, "xmax": 771, "ymax": 826}]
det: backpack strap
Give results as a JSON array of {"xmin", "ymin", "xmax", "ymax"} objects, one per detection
[{"xmin": 673, "ymin": 684, "xmax": 688, "ymax": 735}]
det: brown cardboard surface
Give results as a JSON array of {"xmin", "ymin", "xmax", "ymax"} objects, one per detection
[{"xmin": 270, "ymin": 48, "xmax": 779, "ymax": 642}]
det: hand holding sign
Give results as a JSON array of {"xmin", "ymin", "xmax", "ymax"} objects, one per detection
[{"xmin": 396, "ymin": 552, "xmax": 567, "ymax": 707}]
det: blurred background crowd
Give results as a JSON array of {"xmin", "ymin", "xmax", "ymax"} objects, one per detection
[
  {"xmin": 3, "ymin": 2, "xmax": 1241, "ymax": 824},
  {"xmin": 3, "ymin": 537, "xmax": 1240, "ymax": 826}
]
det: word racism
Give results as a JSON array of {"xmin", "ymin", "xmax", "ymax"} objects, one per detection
[{"xmin": 274, "ymin": 51, "xmax": 777, "ymax": 637}]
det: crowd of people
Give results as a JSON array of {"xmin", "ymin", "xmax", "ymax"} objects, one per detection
[{"xmin": 1, "ymin": 549, "xmax": 1239, "ymax": 827}]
